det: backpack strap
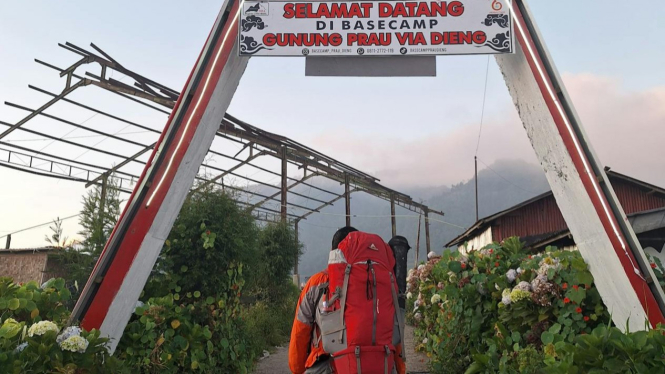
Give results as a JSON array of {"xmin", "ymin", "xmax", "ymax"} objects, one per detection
[
  {"xmin": 339, "ymin": 264, "xmax": 352, "ymax": 343},
  {"xmin": 384, "ymin": 345, "xmax": 390, "ymax": 374},
  {"xmin": 312, "ymin": 282, "xmax": 329, "ymax": 348},
  {"xmin": 389, "ymin": 273, "xmax": 406, "ymax": 362}
]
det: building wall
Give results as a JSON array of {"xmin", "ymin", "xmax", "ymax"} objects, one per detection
[
  {"xmin": 492, "ymin": 195, "xmax": 567, "ymax": 242},
  {"xmin": 611, "ymin": 179, "xmax": 665, "ymax": 214},
  {"xmin": 42, "ymin": 255, "xmax": 69, "ymax": 282},
  {"xmin": 491, "ymin": 178, "xmax": 665, "ymax": 243},
  {"xmin": 459, "ymin": 227, "xmax": 493, "ymax": 254},
  {"xmin": 0, "ymin": 253, "xmax": 48, "ymax": 284}
]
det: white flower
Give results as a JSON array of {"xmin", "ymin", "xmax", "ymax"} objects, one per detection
[
  {"xmin": 27, "ymin": 321, "xmax": 59, "ymax": 337},
  {"xmin": 501, "ymin": 289, "xmax": 512, "ymax": 305},
  {"xmin": 516, "ymin": 267, "xmax": 523, "ymax": 274},
  {"xmin": 59, "ymin": 335, "xmax": 89, "ymax": 353},
  {"xmin": 427, "ymin": 251, "xmax": 437, "ymax": 260},
  {"xmin": 506, "ymin": 269, "xmax": 517, "ymax": 283},
  {"xmin": 530, "ymin": 274, "xmax": 548, "ymax": 290},
  {"xmin": 495, "ymin": 283, "xmax": 501, "ymax": 291},
  {"xmin": 514, "ymin": 281, "xmax": 532, "ymax": 292},
  {"xmin": 56, "ymin": 326, "xmax": 82, "ymax": 344},
  {"xmin": 417, "ymin": 264, "xmax": 425, "ymax": 271},
  {"xmin": 414, "ymin": 312, "xmax": 422, "ymax": 321},
  {"xmin": 537, "ymin": 257, "xmax": 561, "ymax": 275},
  {"xmin": 422, "ymin": 338, "xmax": 428, "ymax": 344},
  {"xmin": 406, "ymin": 292, "xmax": 413, "ymax": 300},
  {"xmin": 14, "ymin": 342, "xmax": 28, "ymax": 353},
  {"xmin": 431, "ymin": 294, "xmax": 442, "ymax": 304}
]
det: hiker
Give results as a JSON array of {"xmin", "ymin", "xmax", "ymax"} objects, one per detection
[{"xmin": 288, "ymin": 227, "xmax": 406, "ymax": 374}]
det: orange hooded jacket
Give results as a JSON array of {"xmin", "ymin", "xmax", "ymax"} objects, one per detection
[{"xmin": 288, "ymin": 271, "xmax": 406, "ymax": 374}]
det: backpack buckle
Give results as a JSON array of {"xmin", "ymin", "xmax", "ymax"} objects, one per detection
[{"xmin": 355, "ymin": 346, "xmax": 360, "ymax": 357}]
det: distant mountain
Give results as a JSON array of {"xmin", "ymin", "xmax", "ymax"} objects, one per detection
[
  {"xmin": 235, "ymin": 159, "xmax": 550, "ymax": 278},
  {"xmin": 290, "ymin": 159, "xmax": 550, "ymax": 278}
]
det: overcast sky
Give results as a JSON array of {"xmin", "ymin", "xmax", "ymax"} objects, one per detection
[{"xmin": 1, "ymin": 0, "xmax": 664, "ymax": 248}]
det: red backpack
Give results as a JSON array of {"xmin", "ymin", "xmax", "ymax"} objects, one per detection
[{"xmin": 314, "ymin": 231, "xmax": 405, "ymax": 374}]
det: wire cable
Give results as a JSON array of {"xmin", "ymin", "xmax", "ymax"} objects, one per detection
[
  {"xmin": 475, "ymin": 55, "xmax": 491, "ymax": 157},
  {"xmin": 476, "ymin": 157, "xmax": 537, "ymax": 194},
  {"xmin": 0, "ymin": 213, "xmax": 80, "ymax": 240}
]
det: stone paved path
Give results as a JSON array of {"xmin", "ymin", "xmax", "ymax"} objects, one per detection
[{"xmin": 253, "ymin": 325, "xmax": 430, "ymax": 373}]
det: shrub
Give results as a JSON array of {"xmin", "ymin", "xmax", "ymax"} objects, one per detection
[
  {"xmin": 0, "ymin": 277, "xmax": 72, "ymax": 326},
  {"xmin": 0, "ymin": 279, "xmax": 125, "ymax": 373},
  {"xmin": 543, "ymin": 324, "xmax": 665, "ymax": 373},
  {"xmin": 119, "ymin": 262, "xmax": 255, "ymax": 373},
  {"xmin": 409, "ymin": 238, "xmax": 619, "ymax": 373},
  {"xmin": 244, "ymin": 282, "xmax": 299, "ymax": 354},
  {"xmin": 253, "ymin": 222, "xmax": 303, "ymax": 302},
  {"xmin": 146, "ymin": 188, "xmax": 259, "ymax": 298}
]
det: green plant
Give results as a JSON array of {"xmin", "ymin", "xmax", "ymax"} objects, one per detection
[
  {"xmin": 409, "ymin": 238, "xmax": 613, "ymax": 373},
  {"xmin": 243, "ymin": 282, "xmax": 299, "ymax": 354},
  {"xmin": 0, "ymin": 278, "xmax": 125, "ymax": 373},
  {"xmin": 543, "ymin": 324, "xmax": 665, "ymax": 373},
  {"xmin": 0, "ymin": 277, "xmax": 72, "ymax": 326},
  {"xmin": 253, "ymin": 222, "xmax": 303, "ymax": 302},
  {"xmin": 146, "ymin": 188, "xmax": 259, "ymax": 298},
  {"xmin": 78, "ymin": 175, "xmax": 122, "ymax": 255},
  {"xmin": 118, "ymin": 263, "xmax": 255, "ymax": 373},
  {"xmin": 44, "ymin": 217, "xmax": 73, "ymax": 248}
]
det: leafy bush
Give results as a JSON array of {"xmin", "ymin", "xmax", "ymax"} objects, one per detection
[
  {"xmin": 0, "ymin": 277, "xmax": 72, "ymax": 326},
  {"xmin": 118, "ymin": 201, "xmax": 302, "ymax": 373},
  {"xmin": 0, "ymin": 279, "xmax": 125, "ymax": 373},
  {"xmin": 408, "ymin": 238, "xmax": 624, "ymax": 373},
  {"xmin": 253, "ymin": 221, "xmax": 303, "ymax": 302},
  {"xmin": 543, "ymin": 324, "xmax": 665, "ymax": 373},
  {"xmin": 118, "ymin": 263, "xmax": 254, "ymax": 373},
  {"xmin": 244, "ymin": 282, "xmax": 299, "ymax": 353},
  {"xmin": 147, "ymin": 188, "xmax": 259, "ymax": 298}
]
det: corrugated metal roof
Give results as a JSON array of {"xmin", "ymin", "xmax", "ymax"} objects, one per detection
[
  {"xmin": 0, "ymin": 247, "xmax": 59, "ymax": 254},
  {"xmin": 446, "ymin": 169, "xmax": 665, "ymax": 248}
]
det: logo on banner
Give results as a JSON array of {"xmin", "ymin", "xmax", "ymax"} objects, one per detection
[
  {"xmin": 491, "ymin": 0, "xmax": 503, "ymax": 11},
  {"xmin": 244, "ymin": 1, "xmax": 269, "ymax": 16}
]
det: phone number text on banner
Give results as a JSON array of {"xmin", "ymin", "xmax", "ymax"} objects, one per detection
[{"xmin": 239, "ymin": 0, "xmax": 514, "ymax": 57}]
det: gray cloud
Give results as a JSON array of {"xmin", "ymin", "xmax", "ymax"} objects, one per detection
[{"xmin": 307, "ymin": 73, "xmax": 665, "ymax": 189}]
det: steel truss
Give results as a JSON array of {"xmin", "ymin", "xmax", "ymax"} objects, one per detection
[{"xmin": 0, "ymin": 42, "xmax": 442, "ymax": 238}]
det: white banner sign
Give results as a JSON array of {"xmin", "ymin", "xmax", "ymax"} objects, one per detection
[{"xmin": 239, "ymin": 0, "xmax": 513, "ymax": 56}]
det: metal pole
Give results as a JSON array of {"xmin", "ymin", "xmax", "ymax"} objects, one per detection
[
  {"xmin": 475, "ymin": 156, "xmax": 479, "ymax": 222},
  {"xmin": 0, "ymin": 79, "xmax": 88, "ymax": 140},
  {"xmin": 281, "ymin": 146, "xmax": 288, "ymax": 222},
  {"xmin": 293, "ymin": 219, "xmax": 301, "ymax": 286},
  {"xmin": 5, "ymin": 234, "xmax": 10, "ymax": 249},
  {"xmin": 390, "ymin": 194, "xmax": 397, "ymax": 238},
  {"xmin": 424, "ymin": 208, "xmax": 431, "ymax": 255},
  {"xmin": 415, "ymin": 214, "xmax": 421, "ymax": 267},
  {"xmin": 344, "ymin": 173, "xmax": 351, "ymax": 226}
]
